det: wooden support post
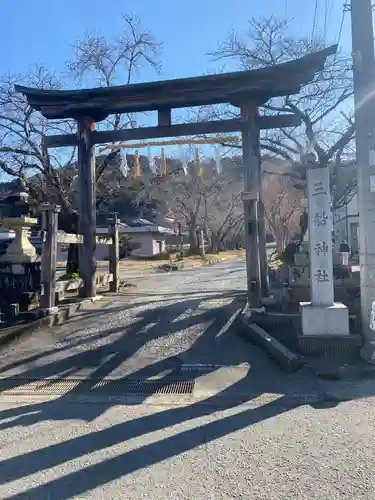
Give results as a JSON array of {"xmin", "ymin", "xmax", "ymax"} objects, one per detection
[
  {"xmin": 241, "ymin": 103, "xmax": 262, "ymax": 308},
  {"xmin": 258, "ymin": 200, "xmax": 270, "ymax": 297},
  {"xmin": 177, "ymin": 222, "xmax": 184, "ymax": 260},
  {"xmin": 77, "ymin": 117, "xmax": 97, "ymax": 298},
  {"xmin": 161, "ymin": 148, "xmax": 167, "ymax": 175},
  {"xmin": 199, "ymin": 230, "xmax": 206, "ymax": 257},
  {"xmin": 107, "ymin": 218, "xmax": 120, "ymax": 292},
  {"xmin": 195, "ymin": 148, "xmax": 204, "ymax": 177},
  {"xmin": 256, "ymin": 136, "xmax": 270, "ymax": 297},
  {"xmin": 158, "ymin": 109, "xmax": 172, "ymax": 127},
  {"xmin": 39, "ymin": 203, "xmax": 60, "ymax": 313}
]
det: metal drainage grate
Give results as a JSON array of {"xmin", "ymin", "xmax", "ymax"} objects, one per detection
[{"xmin": 0, "ymin": 378, "xmax": 195, "ymax": 396}]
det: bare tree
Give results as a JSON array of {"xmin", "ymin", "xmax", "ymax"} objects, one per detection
[
  {"xmin": 0, "ymin": 67, "xmax": 76, "ymax": 210},
  {"xmin": 204, "ymin": 181, "xmax": 243, "ymax": 252},
  {"xmin": 66, "ymin": 14, "xmax": 162, "ymax": 132},
  {"xmin": 0, "ymin": 15, "xmax": 162, "ymax": 272},
  {"xmin": 138, "ymin": 164, "xmax": 207, "ymax": 253},
  {"xmin": 209, "ymin": 17, "xmax": 355, "ymax": 187},
  {"xmin": 136, "ymin": 157, "xmax": 243, "ymax": 253},
  {"xmin": 263, "ymin": 172, "xmax": 305, "ymax": 252}
]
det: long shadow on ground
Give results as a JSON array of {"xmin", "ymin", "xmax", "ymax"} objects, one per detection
[
  {"xmin": 0, "ymin": 390, "xmax": 302, "ymax": 499},
  {"xmin": 0, "ymin": 290, "xmax": 248, "ymax": 423},
  {"xmin": 0, "ymin": 287, "xmax": 349, "ymax": 499}
]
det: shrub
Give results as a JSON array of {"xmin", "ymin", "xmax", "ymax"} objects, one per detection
[
  {"xmin": 119, "ymin": 234, "xmax": 140, "ymax": 259},
  {"xmin": 57, "ymin": 272, "xmax": 80, "ymax": 281}
]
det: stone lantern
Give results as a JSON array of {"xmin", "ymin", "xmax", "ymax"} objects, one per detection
[
  {"xmin": 0, "ymin": 180, "xmax": 41, "ymax": 315},
  {"xmin": 0, "ymin": 179, "xmax": 39, "ymax": 264}
]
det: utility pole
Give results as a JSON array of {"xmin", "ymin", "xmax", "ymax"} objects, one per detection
[{"xmin": 349, "ymin": 0, "xmax": 375, "ymax": 360}]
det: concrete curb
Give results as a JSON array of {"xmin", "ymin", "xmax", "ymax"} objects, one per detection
[
  {"xmin": 0, "ymin": 296, "xmax": 113, "ymax": 348},
  {"xmin": 236, "ymin": 307, "xmax": 303, "ymax": 372}
]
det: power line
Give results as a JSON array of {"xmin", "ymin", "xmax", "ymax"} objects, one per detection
[
  {"xmin": 329, "ymin": 0, "xmax": 336, "ymax": 18},
  {"xmin": 336, "ymin": 5, "xmax": 346, "ymax": 48},
  {"xmin": 326, "ymin": 0, "xmax": 335, "ymax": 30},
  {"xmin": 323, "ymin": 0, "xmax": 329, "ymax": 43},
  {"xmin": 323, "ymin": 0, "xmax": 334, "ymax": 44},
  {"xmin": 311, "ymin": 0, "xmax": 319, "ymax": 40},
  {"xmin": 312, "ymin": 0, "xmax": 338, "ymax": 45},
  {"xmin": 331, "ymin": 3, "xmax": 346, "ymax": 64}
]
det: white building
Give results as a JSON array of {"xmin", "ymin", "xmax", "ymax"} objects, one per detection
[
  {"xmin": 96, "ymin": 220, "xmax": 175, "ymax": 259},
  {"xmin": 333, "ymin": 193, "xmax": 358, "ymax": 252},
  {"xmin": 332, "ymin": 165, "xmax": 359, "ymax": 253},
  {"xmin": 1, "ymin": 219, "xmax": 176, "ymax": 262}
]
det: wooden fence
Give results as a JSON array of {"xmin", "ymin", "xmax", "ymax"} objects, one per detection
[{"xmin": 39, "ymin": 204, "xmax": 119, "ymax": 312}]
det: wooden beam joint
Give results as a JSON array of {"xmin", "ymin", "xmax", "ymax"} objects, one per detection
[{"xmin": 158, "ymin": 110, "xmax": 172, "ymax": 127}]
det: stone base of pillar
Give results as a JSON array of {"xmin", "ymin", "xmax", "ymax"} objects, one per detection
[
  {"xmin": 77, "ymin": 294, "xmax": 104, "ymax": 303},
  {"xmin": 39, "ymin": 306, "xmax": 59, "ymax": 317},
  {"xmin": 299, "ymin": 301, "xmax": 350, "ymax": 336},
  {"xmin": 298, "ymin": 301, "xmax": 361, "ymax": 357},
  {"xmin": 298, "ymin": 334, "xmax": 363, "ymax": 357},
  {"xmin": 243, "ymin": 303, "xmax": 265, "ymax": 316},
  {"xmin": 360, "ymin": 342, "xmax": 375, "ymax": 364},
  {"xmin": 261, "ymin": 295, "xmax": 275, "ymax": 306},
  {"xmin": 19, "ymin": 292, "xmax": 40, "ymax": 312}
]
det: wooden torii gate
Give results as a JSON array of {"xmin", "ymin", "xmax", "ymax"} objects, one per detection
[{"xmin": 16, "ymin": 45, "xmax": 336, "ymax": 306}]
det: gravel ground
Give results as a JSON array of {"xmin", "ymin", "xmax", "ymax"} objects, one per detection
[
  {"xmin": 0, "ymin": 260, "xmax": 249, "ymax": 379},
  {"xmin": 0, "ymin": 260, "xmax": 319, "ymax": 396},
  {"xmin": 0, "ymin": 259, "xmax": 374, "ymax": 499}
]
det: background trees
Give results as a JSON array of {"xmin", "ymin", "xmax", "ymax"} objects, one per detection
[
  {"xmin": 0, "ymin": 15, "xmax": 161, "ymax": 222},
  {"xmin": 0, "ymin": 15, "xmax": 162, "ymax": 269},
  {"xmin": 210, "ymin": 17, "xmax": 355, "ymax": 171},
  {"xmin": 263, "ymin": 172, "xmax": 305, "ymax": 252},
  {"xmin": 135, "ymin": 158, "xmax": 244, "ymax": 253},
  {"xmin": 0, "ymin": 14, "xmax": 357, "ymax": 258},
  {"xmin": 207, "ymin": 16, "xmax": 356, "ymax": 249}
]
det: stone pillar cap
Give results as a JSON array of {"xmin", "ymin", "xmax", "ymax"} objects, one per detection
[{"xmin": 0, "ymin": 216, "xmax": 38, "ymax": 225}]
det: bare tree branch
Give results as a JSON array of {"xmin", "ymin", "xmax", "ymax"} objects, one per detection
[
  {"xmin": 208, "ymin": 15, "xmax": 354, "ymax": 177},
  {"xmin": 0, "ymin": 13, "xmax": 162, "ymax": 224}
]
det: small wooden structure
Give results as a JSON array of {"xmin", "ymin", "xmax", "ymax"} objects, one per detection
[
  {"xmin": 16, "ymin": 45, "xmax": 336, "ymax": 306},
  {"xmin": 39, "ymin": 205, "xmax": 120, "ymax": 312}
]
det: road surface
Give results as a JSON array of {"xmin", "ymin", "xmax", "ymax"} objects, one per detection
[{"xmin": 0, "ymin": 259, "xmax": 374, "ymax": 499}]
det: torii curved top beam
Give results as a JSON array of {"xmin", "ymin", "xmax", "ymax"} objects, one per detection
[{"xmin": 15, "ymin": 46, "xmax": 337, "ymax": 122}]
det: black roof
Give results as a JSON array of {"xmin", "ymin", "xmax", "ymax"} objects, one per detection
[{"xmin": 15, "ymin": 46, "xmax": 336, "ymax": 121}]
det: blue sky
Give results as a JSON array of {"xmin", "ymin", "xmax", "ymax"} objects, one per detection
[
  {"xmin": 2, "ymin": 0, "xmax": 350, "ymax": 82},
  {"xmin": 0, "ymin": 0, "xmax": 352, "ymax": 181}
]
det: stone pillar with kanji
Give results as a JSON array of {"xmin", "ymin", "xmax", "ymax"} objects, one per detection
[{"xmin": 299, "ymin": 165, "xmax": 350, "ymax": 337}]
